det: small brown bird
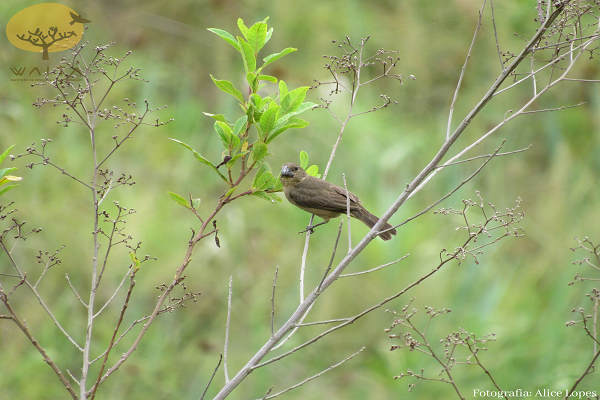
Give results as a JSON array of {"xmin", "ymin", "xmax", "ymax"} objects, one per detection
[{"xmin": 280, "ymin": 163, "xmax": 396, "ymax": 241}]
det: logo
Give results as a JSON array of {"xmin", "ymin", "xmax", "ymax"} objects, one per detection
[{"xmin": 6, "ymin": 3, "xmax": 90, "ymax": 60}]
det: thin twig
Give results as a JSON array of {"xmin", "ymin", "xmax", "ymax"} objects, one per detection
[
  {"xmin": 391, "ymin": 140, "xmax": 507, "ymax": 233},
  {"xmin": 317, "ymin": 221, "xmax": 344, "ymax": 293},
  {"xmin": 0, "ymin": 294, "xmax": 78, "ymax": 399},
  {"xmin": 271, "ymin": 266, "xmax": 279, "ymax": 338},
  {"xmin": 490, "ymin": 0, "xmax": 504, "ymax": 70},
  {"xmin": 200, "ymin": 354, "xmax": 223, "ymax": 400},
  {"xmin": 565, "ymin": 347, "xmax": 600, "ymax": 398},
  {"xmin": 65, "ymin": 274, "xmax": 88, "ymax": 308},
  {"xmin": 224, "ymin": 276, "xmax": 233, "ymax": 383},
  {"xmin": 435, "ymin": 145, "xmax": 531, "ymax": 168},
  {"xmin": 446, "ymin": 0, "xmax": 487, "ymax": 140},
  {"xmin": 295, "ymin": 318, "xmax": 352, "ymax": 327},
  {"xmin": 259, "ymin": 347, "xmax": 365, "ymax": 400},
  {"xmin": 342, "ymin": 174, "xmax": 352, "ymax": 252},
  {"xmin": 340, "ymin": 255, "xmax": 409, "ymax": 277},
  {"xmin": 89, "ymin": 268, "xmax": 137, "ymax": 400}
]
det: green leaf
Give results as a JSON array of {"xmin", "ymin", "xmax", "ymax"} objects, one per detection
[
  {"xmin": 203, "ymin": 112, "xmax": 229, "ymax": 123},
  {"xmin": 252, "ymin": 190, "xmax": 280, "ymax": 203},
  {"xmin": 0, "ymin": 145, "xmax": 14, "ymax": 165},
  {"xmin": 250, "ymin": 142, "xmax": 268, "ymax": 165},
  {"xmin": 169, "ymin": 138, "xmax": 228, "ymax": 183},
  {"xmin": 0, "ymin": 175, "xmax": 21, "ymax": 187},
  {"xmin": 255, "ymin": 172, "xmax": 276, "ymax": 191},
  {"xmin": 207, "ymin": 28, "xmax": 240, "ymax": 52},
  {"xmin": 279, "ymin": 80, "xmax": 288, "ymax": 101},
  {"xmin": 248, "ymin": 21, "xmax": 268, "ymax": 54},
  {"xmin": 268, "ymin": 176, "xmax": 283, "ymax": 192},
  {"xmin": 305, "ymin": 165, "xmax": 319, "ymax": 177},
  {"xmin": 216, "ymin": 121, "xmax": 239, "ymax": 148},
  {"xmin": 0, "ymin": 185, "xmax": 18, "ymax": 196},
  {"xmin": 0, "ymin": 167, "xmax": 18, "ymax": 180},
  {"xmin": 214, "ymin": 122, "xmax": 231, "ymax": 149},
  {"xmin": 290, "ymin": 101, "xmax": 318, "ymax": 115},
  {"xmin": 260, "ymin": 104, "xmax": 280, "ymax": 138},
  {"xmin": 237, "ymin": 18, "xmax": 249, "ymax": 40},
  {"xmin": 225, "ymin": 186, "xmax": 237, "ymax": 198},
  {"xmin": 299, "ymin": 151, "xmax": 309, "ymax": 169},
  {"xmin": 210, "ymin": 75, "xmax": 244, "ymax": 103},
  {"xmin": 168, "ymin": 191, "xmax": 190, "ymax": 209},
  {"xmin": 233, "ymin": 115, "xmax": 248, "ymax": 137},
  {"xmin": 262, "ymin": 48, "xmax": 297, "ymax": 70},
  {"xmin": 266, "ymin": 118, "xmax": 309, "ymax": 144},
  {"xmin": 265, "ymin": 27, "xmax": 273, "ymax": 45},
  {"xmin": 191, "ymin": 198, "xmax": 201, "ymax": 210},
  {"xmin": 280, "ymin": 86, "xmax": 309, "ymax": 115},
  {"xmin": 258, "ymin": 74, "xmax": 277, "ymax": 83},
  {"xmin": 239, "ymin": 38, "xmax": 257, "ymax": 72},
  {"xmin": 246, "ymin": 71, "xmax": 258, "ymax": 91},
  {"xmin": 129, "ymin": 251, "xmax": 141, "ymax": 271},
  {"xmin": 251, "ymin": 162, "xmax": 271, "ymax": 188},
  {"xmin": 225, "ymin": 151, "xmax": 248, "ymax": 169}
]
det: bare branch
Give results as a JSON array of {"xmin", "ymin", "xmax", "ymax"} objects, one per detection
[
  {"xmin": 271, "ymin": 266, "xmax": 279, "ymax": 338},
  {"xmin": 259, "ymin": 347, "xmax": 365, "ymax": 400},
  {"xmin": 224, "ymin": 276, "xmax": 233, "ymax": 383},
  {"xmin": 340, "ymin": 254, "xmax": 409, "ymax": 278},
  {"xmin": 447, "ymin": 0, "xmax": 487, "ymax": 140},
  {"xmin": 200, "ymin": 354, "xmax": 223, "ymax": 400}
]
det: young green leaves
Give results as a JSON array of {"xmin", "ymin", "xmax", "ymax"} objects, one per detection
[
  {"xmin": 169, "ymin": 18, "xmax": 317, "ymax": 210},
  {"xmin": 0, "ymin": 145, "xmax": 22, "ymax": 196},
  {"xmin": 299, "ymin": 150, "xmax": 321, "ymax": 178}
]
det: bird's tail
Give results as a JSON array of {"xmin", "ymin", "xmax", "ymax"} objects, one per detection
[{"xmin": 351, "ymin": 209, "xmax": 397, "ymax": 241}]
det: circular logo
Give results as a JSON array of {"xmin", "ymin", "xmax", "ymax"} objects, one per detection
[{"xmin": 6, "ymin": 3, "xmax": 89, "ymax": 60}]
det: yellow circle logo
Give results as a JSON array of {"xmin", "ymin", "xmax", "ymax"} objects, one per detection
[{"xmin": 6, "ymin": 3, "xmax": 90, "ymax": 60}]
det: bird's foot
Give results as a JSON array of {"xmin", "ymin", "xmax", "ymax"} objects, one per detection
[{"xmin": 298, "ymin": 226, "xmax": 316, "ymax": 235}]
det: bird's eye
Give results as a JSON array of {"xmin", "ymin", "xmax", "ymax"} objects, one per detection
[{"xmin": 293, "ymin": 167, "xmax": 298, "ymax": 171}]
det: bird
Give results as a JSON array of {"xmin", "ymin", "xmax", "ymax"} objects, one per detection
[
  {"xmin": 69, "ymin": 12, "xmax": 92, "ymax": 25},
  {"xmin": 280, "ymin": 163, "xmax": 396, "ymax": 241}
]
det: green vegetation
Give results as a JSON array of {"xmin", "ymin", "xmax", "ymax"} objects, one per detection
[{"xmin": 1, "ymin": 2, "xmax": 599, "ymax": 400}]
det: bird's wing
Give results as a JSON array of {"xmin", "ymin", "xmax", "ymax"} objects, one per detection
[
  {"xmin": 70, "ymin": 12, "xmax": 77, "ymax": 18},
  {"xmin": 290, "ymin": 178, "xmax": 361, "ymax": 212},
  {"xmin": 330, "ymin": 184, "xmax": 362, "ymax": 204}
]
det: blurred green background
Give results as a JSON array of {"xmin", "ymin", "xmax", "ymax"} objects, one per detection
[{"xmin": 1, "ymin": 0, "xmax": 600, "ymax": 399}]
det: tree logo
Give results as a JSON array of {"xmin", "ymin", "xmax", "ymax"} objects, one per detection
[{"xmin": 6, "ymin": 3, "xmax": 90, "ymax": 60}]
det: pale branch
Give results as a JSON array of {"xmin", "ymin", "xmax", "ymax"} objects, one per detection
[
  {"xmin": 33, "ymin": 245, "xmax": 65, "ymax": 289},
  {"xmin": 224, "ymin": 276, "xmax": 233, "ymax": 383},
  {"xmin": 490, "ymin": 0, "xmax": 504, "ymax": 70},
  {"xmin": 446, "ymin": 0, "xmax": 487, "ymax": 140},
  {"xmin": 295, "ymin": 318, "xmax": 352, "ymax": 327},
  {"xmin": 340, "ymin": 255, "xmax": 409, "ymax": 278},
  {"xmin": 258, "ymin": 347, "xmax": 365, "ymax": 400},
  {"xmin": 65, "ymin": 273, "xmax": 88, "ymax": 308},
  {"xmin": 252, "ymin": 226, "xmax": 487, "ymax": 373},
  {"xmin": 343, "ymin": 174, "xmax": 352, "ymax": 250},
  {"xmin": 0, "ymin": 292, "xmax": 78, "ymax": 400},
  {"xmin": 317, "ymin": 220, "xmax": 344, "ymax": 293},
  {"xmin": 519, "ymin": 102, "xmax": 585, "ymax": 114},
  {"xmin": 435, "ymin": 145, "xmax": 531, "ymax": 168},
  {"xmin": 0, "ymin": 240, "xmax": 83, "ymax": 352},
  {"xmin": 409, "ymin": 2, "xmax": 574, "ymax": 202},
  {"xmin": 271, "ymin": 266, "xmax": 279, "ymax": 338},
  {"xmin": 93, "ymin": 268, "xmax": 131, "ymax": 319},
  {"xmin": 89, "ymin": 269, "xmax": 137, "ymax": 400},
  {"xmin": 390, "ymin": 140, "xmax": 507, "ymax": 234}
]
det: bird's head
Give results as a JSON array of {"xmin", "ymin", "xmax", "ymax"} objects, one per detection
[{"xmin": 280, "ymin": 163, "xmax": 307, "ymax": 186}]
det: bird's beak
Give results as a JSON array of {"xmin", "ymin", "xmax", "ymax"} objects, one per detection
[{"xmin": 280, "ymin": 165, "xmax": 294, "ymax": 178}]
